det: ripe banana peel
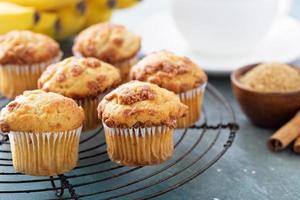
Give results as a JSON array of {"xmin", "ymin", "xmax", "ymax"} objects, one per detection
[
  {"xmin": 32, "ymin": 11, "xmax": 60, "ymax": 38},
  {"xmin": 0, "ymin": 0, "xmax": 141, "ymax": 39},
  {"xmin": 85, "ymin": 0, "xmax": 114, "ymax": 27},
  {"xmin": 55, "ymin": 0, "xmax": 87, "ymax": 40},
  {"xmin": 0, "ymin": 2, "xmax": 38, "ymax": 34},
  {"xmin": 116, "ymin": 0, "xmax": 141, "ymax": 9},
  {"xmin": 0, "ymin": 0, "xmax": 81, "ymax": 10}
]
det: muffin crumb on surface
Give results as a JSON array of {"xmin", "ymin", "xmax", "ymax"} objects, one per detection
[{"xmin": 240, "ymin": 63, "xmax": 300, "ymax": 93}]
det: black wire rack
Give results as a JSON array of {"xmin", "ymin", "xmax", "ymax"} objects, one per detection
[{"xmin": 0, "ymin": 83, "xmax": 238, "ymax": 200}]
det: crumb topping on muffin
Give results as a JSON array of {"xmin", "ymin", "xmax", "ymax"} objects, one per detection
[
  {"xmin": 73, "ymin": 23, "xmax": 141, "ymax": 63},
  {"xmin": 105, "ymin": 84, "xmax": 156, "ymax": 105},
  {"xmin": 0, "ymin": 90, "xmax": 85, "ymax": 133},
  {"xmin": 130, "ymin": 50, "xmax": 207, "ymax": 93},
  {"xmin": 0, "ymin": 31, "xmax": 61, "ymax": 65},
  {"xmin": 98, "ymin": 81, "xmax": 188, "ymax": 128},
  {"xmin": 240, "ymin": 63, "xmax": 300, "ymax": 93},
  {"xmin": 38, "ymin": 57, "xmax": 121, "ymax": 99}
]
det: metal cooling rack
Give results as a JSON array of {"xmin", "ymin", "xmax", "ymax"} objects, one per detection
[{"xmin": 0, "ymin": 83, "xmax": 238, "ymax": 200}]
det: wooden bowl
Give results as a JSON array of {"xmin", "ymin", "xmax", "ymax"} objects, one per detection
[{"xmin": 231, "ymin": 63, "xmax": 300, "ymax": 129}]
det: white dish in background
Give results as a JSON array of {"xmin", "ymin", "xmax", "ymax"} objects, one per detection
[
  {"xmin": 134, "ymin": 11, "xmax": 300, "ymax": 75},
  {"xmin": 171, "ymin": 0, "xmax": 280, "ymax": 56}
]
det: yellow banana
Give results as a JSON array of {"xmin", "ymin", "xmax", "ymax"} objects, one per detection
[
  {"xmin": 55, "ymin": 0, "xmax": 87, "ymax": 40},
  {"xmin": 32, "ymin": 11, "xmax": 60, "ymax": 38},
  {"xmin": 85, "ymin": 0, "xmax": 113, "ymax": 27},
  {"xmin": 116, "ymin": 0, "xmax": 140, "ymax": 9},
  {"xmin": 0, "ymin": 0, "xmax": 81, "ymax": 11},
  {"xmin": 0, "ymin": 2, "xmax": 38, "ymax": 34},
  {"xmin": 94, "ymin": 0, "xmax": 116, "ymax": 8}
]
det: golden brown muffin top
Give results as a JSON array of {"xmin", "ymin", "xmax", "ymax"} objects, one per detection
[
  {"xmin": 98, "ymin": 81, "xmax": 188, "ymax": 128},
  {"xmin": 73, "ymin": 23, "xmax": 141, "ymax": 63},
  {"xmin": 38, "ymin": 57, "xmax": 121, "ymax": 99},
  {"xmin": 130, "ymin": 50, "xmax": 207, "ymax": 93},
  {"xmin": 240, "ymin": 63, "xmax": 300, "ymax": 93},
  {"xmin": 0, "ymin": 30, "xmax": 61, "ymax": 65},
  {"xmin": 0, "ymin": 90, "xmax": 85, "ymax": 133}
]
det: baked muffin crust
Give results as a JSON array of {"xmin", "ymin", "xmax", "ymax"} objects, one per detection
[
  {"xmin": 0, "ymin": 31, "xmax": 61, "ymax": 65},
  {"xmin": 130, "ymin": 50, "xmax": 207, "ymax": 93},
  {"xmin": 0, "ymin": 90, "xmax": 84, "ymax": 133},
  {"xmin": 38, "ymin": 57, "xmax": 121, "ymax": 99},
  {"xmin": 98, "ymin": 81, "xmax": 188, "ymax": 128},
  {"xmin": 73, "ymin": 23, "xmax": 141, "ymax": 63}
]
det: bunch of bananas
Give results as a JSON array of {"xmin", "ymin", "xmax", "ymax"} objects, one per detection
[{"xmin": 0, "ymin": 0, "xmax": 141, "ymax": 40}]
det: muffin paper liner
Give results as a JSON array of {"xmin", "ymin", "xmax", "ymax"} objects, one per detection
[
  {"xmin": 0, "ymin": 52, "xmax": 63, "ymax": 98},
  {"xmin": 76, "ymin": 95, "xmax": 104, "ymax": 131},
  {"xmin": 177, "ymin": 83, "xmax": 206, "ymax": 128},
  {"xmin": 103, "ymin": 123, "xmax": 174, "ymax": 166},
  {"xmin": 8, "ymin": 126, "xmax": 82, "ymax": 176},
  {"xmin": 114, "ymin": 55, "xmax": 138, "ymax": 82}
]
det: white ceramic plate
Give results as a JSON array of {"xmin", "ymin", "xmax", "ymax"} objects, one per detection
[{"xmin": 134, "ymin": 11, "xmax": 300, "ymax": 75}]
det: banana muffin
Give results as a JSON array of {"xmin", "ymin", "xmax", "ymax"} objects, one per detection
[
  {"xmin": 98, "ymin": 81, "xmax": 188, "ymax": 166},
  {"xmin": 73, "ymin": 23, "xmax": 141, "ymax": 82},
  {"xmin": 38, "ymin": 56, "xmax": 121, "ymax": 130},
  {"xmin": 0, "ymin": 90, "xmax": 84, "ymax": 176},
  {"xmin": 130, "ymin": 50, "xmax": 207, "ymax": 128},
  {"xmin": 0, "ymin": 30, "xmax": 62, "ymax": 98}
]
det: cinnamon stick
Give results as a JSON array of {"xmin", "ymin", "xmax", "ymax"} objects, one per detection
[
  {"xmin": 293, "ymin": 136, "xmax": 300, "ymax": 154},
  {"xmin": 268, "ymin": 111, "xmax": 300, "ymax": 152}
]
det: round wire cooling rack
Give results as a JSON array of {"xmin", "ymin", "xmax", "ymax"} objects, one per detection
[{"xmin": 0, "ymin": 83, "xmax": 238, "ymax": 200}]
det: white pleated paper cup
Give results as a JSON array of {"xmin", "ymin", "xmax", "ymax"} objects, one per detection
[
  {"xmin": 113, "ymin": 55, "xmax": 138, "ymax": 82},
  {"xmin": 8, "ymin": 126, "xmax": 82, "ymax": 176},
  {"xmin": 0, "ymin": 51, "xmax": 63, "ymax": 99},
  {"xmin": 177, "ymin": 83, "xmax": 206, "ymax": 128},
  {"xmin": 75, "ymin": 90, "xmax": 111, "ymax": 130},
  {"xmin": 103, "ymin": 123, "xmax": 174, "ymax": 166},
  {"xmin": 75, "ymin": 95, "xmax": 103, "ymax": 131}
]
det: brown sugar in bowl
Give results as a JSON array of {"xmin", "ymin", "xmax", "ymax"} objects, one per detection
[{"xmin": 231, "ymin": 63, "xmax": 300, "ymax": 129}]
